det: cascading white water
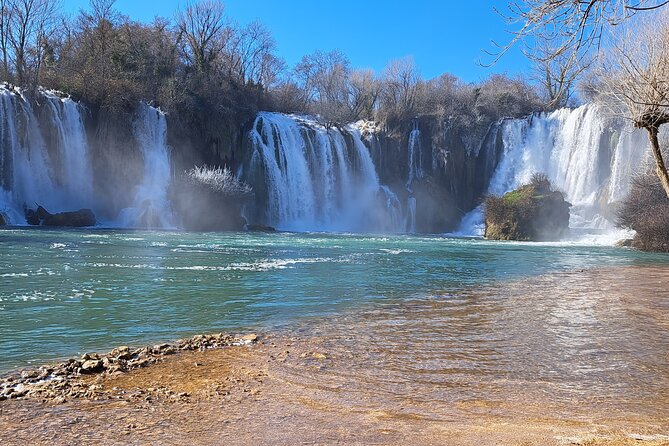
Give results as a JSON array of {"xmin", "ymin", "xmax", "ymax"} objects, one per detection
[
  {"xmin": 0, "ymin": 86, "xmax": 94, "ymax": 223},
  {"xmin": 404, "ymin": 121, "xmax": 422, "ymax": 233},
  {"xmin": 117, "ymin": 103, "xmax": 174, "ymax": 228},
  {"xmin": 406, "ymin": 121, "xmax": 423, "ymax": 187},
  {"xmin": 457, "ymin": 103, "xmax": 650, "ymax": 236},
  {"xmin": 44, "ymin": 93, "xmax": 94, "ymax": 207},
  {"xmin": 243, "ymin": 112, "xmax": 402, "ymax": 232}
]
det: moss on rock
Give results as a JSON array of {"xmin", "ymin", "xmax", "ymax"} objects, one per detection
[{"xmin": 484, "ymin": 174, "xmax": 570, "ymax": 241}]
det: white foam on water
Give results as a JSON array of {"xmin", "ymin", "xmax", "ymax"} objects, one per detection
[{"xmin": 84, "ymin": 257, "xmax": 347, "ymax": 272}]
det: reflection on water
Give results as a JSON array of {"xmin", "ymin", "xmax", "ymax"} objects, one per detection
[
  {"xmin": 276, "ymin": 266, "xmax": 669, "ymax": 422},
  {"xmin": 0, "ymin": 227, "xmax": 668, "ymax": 379}
]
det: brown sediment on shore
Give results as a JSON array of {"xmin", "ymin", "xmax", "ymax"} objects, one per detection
[
  {"xmin": 0, "ymin": 332, "xmax": 259, "ymax": 403},
  {"xmin": 2, "ymin": 265, "xmax": 669, "ymax": 445},
  {"xmin": 0, "ymin": 331, "xmax": 667, "ymax": 446}
]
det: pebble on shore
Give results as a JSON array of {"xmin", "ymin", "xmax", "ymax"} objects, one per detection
[{"xmin": 0, "ymin": 332, "xmax": 259, "ymax": 403}]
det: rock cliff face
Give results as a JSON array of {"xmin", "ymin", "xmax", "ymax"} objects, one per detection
[
  {"xmin": 484, "ymin": 178, "xmax": 571, "ymax": 241},
  {"xmin": 363, "ymin": 117, "xmax": 503, "ymax": 233},
  {"xmin": 0, "ymin": 86, "xmax": 503, "ymax": 232}
]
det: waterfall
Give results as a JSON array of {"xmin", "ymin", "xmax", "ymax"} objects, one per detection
[
  {"xmin": 458, "ymin": 103, "xmax": 649, "ymax": 235},
  {"xmin": 117, "ymin": 103, "xmax": 174, "ymax": 228},
  {"xmin": 243, "ymin": 112, "xmax": 402, "ymax": 232},
  {"xmin": 404, "ymin": 120, "xmax": 422, "ymax": 233},
  {"xmin": 406, "ymin": 121, "xmax": 423, "ymax": 188},
  {"xmin": 0, "ymin": 86, "xmax": 94, "ymax": 224}
]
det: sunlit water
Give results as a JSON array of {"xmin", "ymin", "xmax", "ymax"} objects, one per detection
[
  {"xmin": 276, "ymin": 265, "xmax": 669, "ymax": 424},
  {"xmin": 1, "ymin": 228, "xmax": 668, "ymax": 380}
]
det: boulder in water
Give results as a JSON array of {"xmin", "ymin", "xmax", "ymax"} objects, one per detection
[
  {"xmin": 484, "ymin": 174, "xmax": 570, "ymax": 241},
  {"xmin": 25, "ymin": 205, "xmax": 96, "ymax": 227},
  {"xmin": 25, "ymin": 207, "xmax": 41, "ymax": 225},
  {"xmin": 615, "ymin": 238, "xmax": 634, "ymax": 248}
]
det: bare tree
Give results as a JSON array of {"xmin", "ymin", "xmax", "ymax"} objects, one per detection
[
  {"xmin": 595, "ymin": 10, "xmax": 669, "ymax": 198},
  {"xmin": 530, "ymin": 40, "xmax": 590, "ymax": 109},
  {"xmin": 0, "ymin": 0, "xmax": 11, "ymax": 79},
  {"xmin": 6, "ymin": 0, "xmax": 60, "ymax": 86},
  {"xmin": 495, "ymin": 1, "xmax": 669, "ymax": 64},
  {"xmin": 378, "ymin": 57, "xmax": 422, "ymax": 126},
  {"xmin": 66, "ymin": 0, "xmax": 119, "ymax": 102},
  {"xmin": 256, "ymin": 52, "xmax": 285, "ymax": 89},
  {"xmin": 176, "ymin": 0, "xmax": 227, "ymax": 74},
  {"xmin": 294, "ymin": 49, "xmax": 352, "ymax": 122},
  {"xmin": 348, "ymin": 69, "xmax": 379, "ymax": 121},
  {"xmin": 495, "ymin": 1, "xmax": 669, "ymax": 108},
  {"xmin": 224, "ymin": 20, "xmax": 278, "ymax": 86}
]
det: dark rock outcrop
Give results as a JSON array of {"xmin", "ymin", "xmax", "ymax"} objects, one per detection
[
  {"xmin": 25, "ymin": 206, "xmax": 96, "ymax": 227},
  {"xmin": 362, "ymin": 116, "xmax": 506, "ymax": 233},
  {"xmin": 0, "ymin": 212, "xmax": 6, "ymax": 226},
  {"xmin": 484, "ymin": 175, "xmax": 570, "ymax": 241},
  {"xmin": 246, "ymin": 224, "xmax": 276, "ymax": 232}
]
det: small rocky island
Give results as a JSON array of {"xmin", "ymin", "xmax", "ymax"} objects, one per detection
[{"xmin": 484, "ymin": 174, "xmax": 570, "ymax": 241}]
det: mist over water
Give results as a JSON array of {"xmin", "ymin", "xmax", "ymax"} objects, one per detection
[
  {"xmin": 117, "ymin": 104, "xmax": 175, "ymax": 229},
  {"xmin": 0, "ymin": 89, "xmax": 175, "ymax": 229},
  {"xmin": 0, "ymin": 88, "xmax": 655, "ymax": 241}
]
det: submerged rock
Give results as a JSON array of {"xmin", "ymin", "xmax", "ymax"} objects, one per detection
[
  {"xmin": 484, "ymin": 174, "xmax": 570, "ymax": 241},
  {"xmin": 246, "ymin": 224, "xmax": 276, "ymax": 232},
  {"xmin": 615, "ymin": 238, "xmax": 634, "ymax": 248},
  {"xmin": 25, "ymin": 207, "xmax": 40, "ymax": 225}
]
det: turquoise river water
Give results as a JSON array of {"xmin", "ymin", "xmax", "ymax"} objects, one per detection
[{"xmin": 1, "ymin": 228, "xmax": 668, "ymax": 373}]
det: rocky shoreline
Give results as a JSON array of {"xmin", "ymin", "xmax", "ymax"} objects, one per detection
[{"xmin": 0, "ymin": 332, "xmax": 259, "ymax": 404}]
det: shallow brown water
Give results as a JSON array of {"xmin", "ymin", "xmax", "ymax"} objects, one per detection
[
  {"xmin": 275, "ymin": 265, "xmax": 669, "ymax": 425},
  {"xmin": 1, "ymin": 265, "xmax": 669, "ymax": 445}
]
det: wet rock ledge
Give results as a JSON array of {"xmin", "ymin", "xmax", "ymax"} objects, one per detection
[{"xmin": 0, "ymin": 332, "xmax": 259, "ymax": 403}]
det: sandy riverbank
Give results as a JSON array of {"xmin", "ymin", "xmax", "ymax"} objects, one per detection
[{"xmin": 1, "ymin": 331, "xmax": 668, "ymax": 446}]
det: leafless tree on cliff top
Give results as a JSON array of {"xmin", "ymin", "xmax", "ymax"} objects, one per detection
[
  {"xmin": 595, "ymin": 10, "xmax": 669, "ymax": 198},
  {"xmin": 2, "ymin": 0, "xmax": 60, "ymax": 86},
  {"xmin": 176, "ymin": 0, "xmax": 228, "ymax": 74}
]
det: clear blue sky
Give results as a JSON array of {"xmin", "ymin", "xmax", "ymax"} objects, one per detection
[{"xmin": 62, "ymin": 0, "xmax": 531, "ymax": 83}]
